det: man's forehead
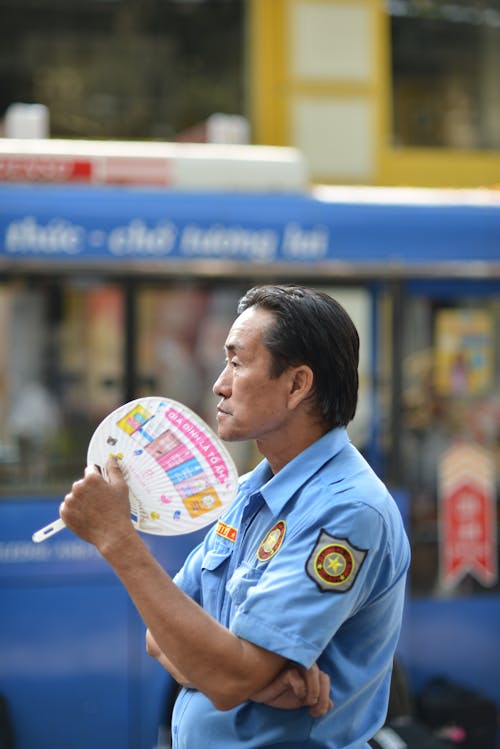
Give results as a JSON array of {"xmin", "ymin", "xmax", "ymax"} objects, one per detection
[
  {"xmin": 224, "ymin": 324, "xmax": 251, "ymax": 352},
  {"xmin": 224, "ymin": 307, "xmax": 273, "ymax": 350}
]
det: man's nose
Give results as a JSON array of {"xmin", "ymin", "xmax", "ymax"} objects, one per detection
[{"xmin": 213, "ymin": 365, "xmax": 231, "ymax": 396}]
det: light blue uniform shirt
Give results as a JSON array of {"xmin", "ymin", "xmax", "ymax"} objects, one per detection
[{"xmin": 172, "ymin": 428, "xmax": 410, "ymax": 749}]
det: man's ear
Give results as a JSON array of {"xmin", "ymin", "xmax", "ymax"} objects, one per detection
[{"xmin": 287, "ymin": 365, "xmax": 314, "ymax": 410}]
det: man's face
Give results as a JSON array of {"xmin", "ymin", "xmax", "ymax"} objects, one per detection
[{"xmin": 213, "ymin": 306, "xmax": 293, "ymax": 444}]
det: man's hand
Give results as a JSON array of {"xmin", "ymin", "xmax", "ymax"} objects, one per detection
[
  {"xmin": 251, "ymin": 662, "xmax": 333, "ymax": 717},
  {"xmin": 60, "ymin": 457, "xmax": 134, "ymax": 554}
]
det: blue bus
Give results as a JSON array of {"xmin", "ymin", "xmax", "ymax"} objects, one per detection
[{"xmin": 1, "ymin": 165, "xmax": 499, "ymax": 748}]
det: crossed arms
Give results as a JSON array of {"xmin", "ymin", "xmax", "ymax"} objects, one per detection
[
  {"xmin": 146, "ymin": 629, "xmax": 333, "ymax": 716},
  {"xmin": 60, "ymin": 460, "xmax": 333, "ymax": 715}
]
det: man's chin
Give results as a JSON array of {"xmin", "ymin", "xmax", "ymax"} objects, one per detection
[
  {"xmin": 216, "ymin": 422, "xmax": 243, "ymax": 443},
  {"xmin": 218, "ymin": 428, "xmax": 238, "ymax": 443}
]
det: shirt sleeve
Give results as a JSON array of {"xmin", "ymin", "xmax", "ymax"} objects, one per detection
[
  {"xmin": 172, "ymin": 538, "xmax": 206, "ymax": 603},
  {"xmin": 229, "ymin": 497, "xmax": 405, "ymax": 667}
]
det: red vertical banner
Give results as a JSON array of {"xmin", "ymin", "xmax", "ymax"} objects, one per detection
[{"xmin": 439, "ymin": 444, "xmax": 497, "ymax": 591}]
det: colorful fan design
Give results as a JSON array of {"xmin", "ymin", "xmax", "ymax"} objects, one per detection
[{"xmin": 32, "ymin": 397, "xmax": 238, "ymax": 542}]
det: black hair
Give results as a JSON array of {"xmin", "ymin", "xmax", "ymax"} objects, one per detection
[{"xmin": 237, "ymin": 285, "xmax": 359, "ymax": 428}]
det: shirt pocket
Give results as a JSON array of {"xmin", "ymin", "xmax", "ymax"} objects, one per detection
[
  {"xmin": 200, "ymin": 547, "xmax": 233, "ymax": 616},
  {"xmin": 226, "ymin": 562, "xmax": 264, "ymax": 608}
]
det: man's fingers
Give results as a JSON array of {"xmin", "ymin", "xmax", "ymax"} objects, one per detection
[
  {"xmin": 105, "ymin": 455, "xmax": 126, "ymax": 483},
  {"xmin": 309, "ymin": 670, "xmax": 333, "ymax": 717},
  {"xmin": 145, "ymin": 629, "xmax": 162, "ymax": 659},
  {"xmin": 249, "ymin": 663, "xmax": 332, "ymax": 715},
  {"xmin": 84, "ymin": 464, "xmax": 102, "ymax": 479},
  {"xmin": 284, "ymin": 668, "xmax": 307, "ymax": 700},
  {"xmin": 251, "ymin": 670, "xmax": 291, "ymax": 703},
  {"xmin": 302, "ymin": 662, "xmax": 321, "ymax": 706}
]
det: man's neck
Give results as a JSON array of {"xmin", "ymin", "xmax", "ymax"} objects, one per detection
[{"xmin": 256, "ymin": 421, "xmax": 329, "ymax": 475}]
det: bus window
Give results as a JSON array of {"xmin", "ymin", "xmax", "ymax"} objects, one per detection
[
  {"xmin": 400, "ymin": 293, "xmax": 500, "ymax": 596},
  {"xmin": 135, "ymin": 283, "xmax": 254, "ymax": 473},
  {"xmin": 0, "ymin": 278, "xmax": 124, "ymax": 496}
]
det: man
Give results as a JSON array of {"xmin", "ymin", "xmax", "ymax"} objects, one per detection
[{"xmin": 61, "ymin": 284, "xmax": 410, "ymax": 749}]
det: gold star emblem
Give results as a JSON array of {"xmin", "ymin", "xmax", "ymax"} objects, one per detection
[{"xmin": 325, "ymin": 553, "xmax": 346, "ymax": 575}]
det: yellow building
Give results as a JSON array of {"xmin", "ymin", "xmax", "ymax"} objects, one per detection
[{"xmin": 248, "ymin": 0, "xmax": 500, "ymax": 188}]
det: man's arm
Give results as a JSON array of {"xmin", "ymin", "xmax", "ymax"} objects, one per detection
[
  {"xmin": 145, "ymin": 628, "xmax": 192, "ymax": 687},
  {"xmin": 61, "ymin": 459, "xmax": 288, "ymax": 711},
  {"xmin": 146, "ymin": 628, "xmax": 333, "ymax": 716}
]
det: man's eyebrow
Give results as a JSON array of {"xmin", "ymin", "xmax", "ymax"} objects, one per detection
[{"xmin": 224, "ymin": 342, "xmax": 244, "ymax": 353}]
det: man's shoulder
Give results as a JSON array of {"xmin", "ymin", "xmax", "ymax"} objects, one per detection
[
  {"xmin": 316, "ymin": 440, "xmax": 386, "ymax": 496},
  {"xmin": 311, "ymin": 444, "xmax": 406, "ymax": 531}
]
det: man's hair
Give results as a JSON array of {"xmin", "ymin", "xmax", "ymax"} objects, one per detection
[{"xmin": 237, "ymin": 285, "xmax": 359, "ymax": 429}]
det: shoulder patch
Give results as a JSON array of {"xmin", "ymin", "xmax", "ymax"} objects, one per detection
[
  {"xmin": 305, "ymin": 529, "xmax": 368, "ymax": 593},
  {"xmin": 256, "ymin": 520, "xmax": 286, "ymax": 562}
]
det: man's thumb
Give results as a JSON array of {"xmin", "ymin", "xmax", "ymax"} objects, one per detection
[{"xmin": 105, "ymin": 455, "xmax": 125, "ymax": 483}]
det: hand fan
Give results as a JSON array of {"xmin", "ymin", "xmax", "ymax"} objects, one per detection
[{"xmin": 32, "ymin": 396, "xmax": 238, "ymax": 542}]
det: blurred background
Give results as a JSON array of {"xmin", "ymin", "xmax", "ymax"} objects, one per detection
[{"xmin": 0, "ymin": 0, "xmax": 499, "ymax": 747}]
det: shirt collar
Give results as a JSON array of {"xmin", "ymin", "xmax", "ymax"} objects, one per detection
[{"xmin": 241, "ymin": 427, "xmax": 350, "ymax": 516}]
